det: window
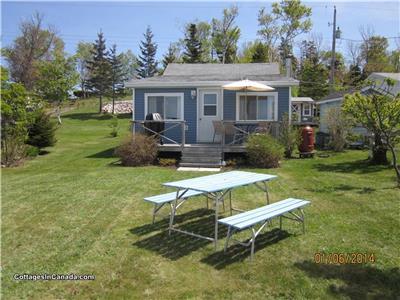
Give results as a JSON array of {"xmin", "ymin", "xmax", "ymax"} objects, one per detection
[
  {"xmin": 203, "ymin": 93, "xmax": 217, "ymax": 116},
  {"xmin": 238, "ymin": 94, "xmax": 276, "ymax": 121},
  {"xmin": 303, "ymin": 103, "xmax": 312, "ymax": 116},
  {"xmin": 146, "ymin": 93, "xmax": 183, "ymax": 120}
]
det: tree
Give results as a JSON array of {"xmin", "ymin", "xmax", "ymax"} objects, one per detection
[
  {"xmin": 257, "ymin": 7, "xmax": 280, "ymax": 62},
  {"xmin": 211, "ymin": 5, "xmax": 240, "ymax": 64},
  {"xmin": 3, "ymin": 12, "xmax": 64, "ymax": 90},
  {"xmin": 251, "ymin": 41, "xmax": 270, "ymax": 63},
  {"xmin": 182, "ymin": 24, "xmax": 203, "ymax": 63},
  {"xmin": 86, "ymin": 30, "xmax": 112, "ymax": 113},
  {"xmin": 108, "ymin": 44, "xmax": 126, "ymax": 114},
  {"xmin": 1, "ymin": 67, "xmax": 29, "ymax": 166},
  {"xmin": 343, "ymin": 79, "xmax": 400, "ymax": 185},
  {"xmin": 74, "ymin": 42, "xmax": 94, "ymax": 98},
  {"xmin": 27, "ymin": 110, "xmax": 57, "ymax": 148},
  {"xmin": 119, "ymin": 50, "xmax": 138, "ymax": 80},
  {"xmin": 195, "ymin": 21, "xmax": 213, "ymax": 62},
  {"xmin": 321, "ymin": 50, "xmax": 346, "ymax": 89},
  {"xmin": 298, "ymin": 40, "xmax": 329, "ymax": 100},
  {"xmin": 162, "ymin": 43, "xmax": 179, "ymax": 70},
  {"xmin": 360, "ymin": 33, "xmax": 393, "ymax": 76},
  {"xmin": 136, "ymin": 26, "xmax": 158, "ymax": 78},
  {"xmin": 35, "ymin": 56, "xmax": 78, "ymax": 124},
  {"xmin": 325, "ymin": 107, "xmax": 352, "ymax": 152},
  {"xmin": 258, "ymin": 0, "xmax": 312, "ymax": 62}
]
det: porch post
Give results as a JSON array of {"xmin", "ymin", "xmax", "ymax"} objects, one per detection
[{"xmin": 181, "ymin": 121, "xmax": 186, "ymax": 149}]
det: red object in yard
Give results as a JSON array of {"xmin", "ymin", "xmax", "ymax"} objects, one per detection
[{"xmin": 299, "ymin": 125, "xmax": 315, "ymax": 154}]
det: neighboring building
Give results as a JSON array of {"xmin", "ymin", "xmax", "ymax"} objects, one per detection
[
  {"xmin": 317, "ymin": 72, "xmax": 400, "ymax": 134},
  {"xmin": 126, "ymin": 63, "xmax": 298, "ymax": 148},
  {"xmin": 291, "ymin": 97, "xmax": 316, "ymax": 124}
]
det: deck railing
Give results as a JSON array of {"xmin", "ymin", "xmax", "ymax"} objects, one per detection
[
  {"xmin": 131, "ymin": 120, "xmax": 186, "ymax": 149},
  {"xmin": 220, "ymin": 121, "xmax": 281, "ymax": 147}
]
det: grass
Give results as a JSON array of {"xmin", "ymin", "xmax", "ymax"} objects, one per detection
[{"xmin": 2, "ymin": 102, "xmax": 400, "ymax": 299}]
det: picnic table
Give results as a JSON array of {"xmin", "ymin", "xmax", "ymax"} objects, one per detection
[{"xmin": 163, "ymin": 171, "xmax": 277, "ymax": 250}]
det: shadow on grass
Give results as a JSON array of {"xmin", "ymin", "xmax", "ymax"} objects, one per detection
[
  {"xmin": 201, "ymin": 229, "xmax": 290, "ymax": 269},
  {"xmin": 130, "ymin": 208, "xmax": 214, "ymax": 236},
  {"xmin": 86, "ymin": 147, "xmax": 116, "ymax": 159},
  {"xmin": 132, "ymin": 214, "xmax": 228, "ymax": 260},
  {"xmin": 295, "ymin": 260, "xmax": 400, "ymax": 299},
  {"xmin": 308, "ymin": 184, "xmax": 376, "ymax": 194},
  {"xmin": 312, "ymin": 159, "xmax": 390, "ymax": 174},
  {"xmin": 63, "ymin": 112, "xmax": 131, "ymax": 121}
]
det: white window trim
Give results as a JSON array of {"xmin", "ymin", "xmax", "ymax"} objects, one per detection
[
  {"xmin": 302, "ymin": 102, "xmax": 312, "ymax": 116},
  {"xmin": 144, "ymin": 93, "xmax": 184, "ymax": 121},
  {"xmin": 235, "ymin": 92, "xmax": 279, "ymax": 121},
  {"xmin": 202, "ymin": 91, "xmax": 218, "ymax": 116}
]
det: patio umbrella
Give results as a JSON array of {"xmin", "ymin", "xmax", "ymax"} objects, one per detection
[{"xmin": 222, "ymin": 79, "xmax": 274, "ymax": 92}]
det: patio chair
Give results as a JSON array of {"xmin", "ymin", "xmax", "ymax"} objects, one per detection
[
  {"xmin": 212, "ymin": 120, "xmax": 224, "ymax": 143},
  {"xmin": 223, "ymin": 121, "xmax": 240, "ymax": 145},
  {"xmin": 255, "ymin": 121, "xmax": 271, "ymax": 134}
]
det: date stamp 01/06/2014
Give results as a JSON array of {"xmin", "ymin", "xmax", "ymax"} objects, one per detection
[{"xmin": 314, "ymin": 252, "xmax": 376, "ymax": 264}]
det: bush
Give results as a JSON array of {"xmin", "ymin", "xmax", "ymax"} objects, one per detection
[
  {"xmin": 325, "ymin": 107, "xmax": 352, "ymax": 152},
  {"xmin": 115, "ymin": 134, "xmax": 158, "ymax": 166},
  {"xmin": 246, "ymin": 133, "xmax": 284, "ymax": 168},
  {"xmin": 27, "ymin": 110, "xmax": 57, "ymax": 148},
  {"xmin": 279, "ymin": 113, "xmax": 301, "ymax": 158},
  {"xmin": 158, "ymin": 158, "xmax": 177, "ymax": 167},
  {"xmin": 1, "ymin": 135, "xmax": 27, "ymax": 167},
  {"xmin": 109, "ymin": 115, "xmax": 119, "ymax": 137},
  {"xmin": 25, "ymin": 145, "xmax": 40, "ymax": 157}
]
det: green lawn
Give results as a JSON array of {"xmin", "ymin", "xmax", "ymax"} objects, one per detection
[{"xmin": 2, "ymin": 103, "xmax": 400, "ymax": 299}]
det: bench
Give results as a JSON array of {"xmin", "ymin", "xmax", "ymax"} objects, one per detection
[
  {"xmin": 144, "ymin": 190, "xmax": 206, "ymax": 223},
  {"xmin": 219, "ymin": 198, "xmax": 311, "ymax": 260}
]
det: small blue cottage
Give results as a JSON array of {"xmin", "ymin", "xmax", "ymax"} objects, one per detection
[{"xmin": 126, "ymin": 63, "xmax": 298, "ymax": 166}]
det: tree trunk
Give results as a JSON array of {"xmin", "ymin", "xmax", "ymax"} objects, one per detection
[
  {"xmin": 387, "ymin": 142, "xmax": 400, "ymax": 187},
  {"xmin": 371, "ymin": 133, "xmax": 388, "ymax": 164},
  {"xmin": 99, "ymin": 95, "xmax": 103, "ymax": 113},
  {"xmin": 112, "ymin": 87, "xmax": 115, "ymax": 115},
  {"xmin": 56, "ymin": 103, "xmax": 62, "ymax": 125}
]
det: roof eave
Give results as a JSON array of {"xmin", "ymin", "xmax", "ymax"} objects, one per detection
[{"xmin": 125, "ymin": 80, "xmax": 299, "ymax": 88}]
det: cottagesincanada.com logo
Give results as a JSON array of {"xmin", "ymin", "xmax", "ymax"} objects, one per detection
[{"xmin": 13, "ymin": 273, "xmax": 95, "ymax": 281}]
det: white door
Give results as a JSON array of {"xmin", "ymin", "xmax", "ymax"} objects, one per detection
[{"xmin": 198, "ymin": 89, "xmax": 222, "ymax": 143}]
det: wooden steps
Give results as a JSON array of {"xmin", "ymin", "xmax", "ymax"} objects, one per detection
[{"xmin": 180, "ymin": 145, "xmax": 223, "ymax": 168}]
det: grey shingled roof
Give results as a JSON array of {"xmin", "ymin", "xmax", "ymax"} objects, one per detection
[
  {"xmin": 164, "ymin": 63, "xmax": 280, "ymax": 77},
  {"xmin": 126, "ymin": 63, "xmax": 298, "ymax": 87}
]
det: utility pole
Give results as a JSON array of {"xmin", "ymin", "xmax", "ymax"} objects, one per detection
[{"xmin": 329, "ymin": 5, "xmax": 337, "ymax": 92}]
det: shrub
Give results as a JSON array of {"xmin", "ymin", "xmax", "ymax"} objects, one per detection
[
  {"xmin": 27, "ymin": 110, "xmax": 57, "ymax": 148},
  {"xmin": 246, "ymin": 133, "xmax": 284, "ymax": 168},
  {"xmin": 109, "ymin": 115, "xmax": 119, "ymax": 137},
  {"xmin": 158, "ymin": 158, "xmax": 177, "ymax": 167},
  {"xmin": 115, "ymin": 134, "xmax": 158, "ymax": 166},
  {"xmin": 1, "ymin": 135, "xmax": 27, "ymax": 166},
  {"xmin": 279, "ymin": 113, "xmax": 301, "ymax": 158},
  {"xmin": 25, "ymin": 145, "xmax": 40, "ymax": 157},
  {"xmin": 324, "ymin": 107, "xmax": 352, "ymax": 152}
]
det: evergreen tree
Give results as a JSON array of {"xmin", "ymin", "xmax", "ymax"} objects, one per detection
[
  {"xmin": 182, "ymin": 24, "xmax": 203, "ymax": 63},
  {"xmin": 298, "ymin": 40, "xmax": 329, "ymax": 100},
  {"xmin": 251, "ymin": 41, "xmax": 269, "ymax": 62},
  {"xmin": 136, "ymin": 26, "xmax": 158, "ymax": 78},
  {"xmin": 86, "ymin": 31, "xmax": 112, "ymax": 113},
  {"xmin": 108, "ymin": 44, "xmax": 126, "ymax": 114},
  {"xmin": 162, "ymin": 43, "xmax": 178, "ymax": 70}
]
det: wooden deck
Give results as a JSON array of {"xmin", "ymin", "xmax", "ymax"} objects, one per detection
[{"xmin": 158, "ymin": 143, "xmax": 246, "ymax": 153}]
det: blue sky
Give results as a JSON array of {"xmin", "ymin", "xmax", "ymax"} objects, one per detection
[{"xmin": 1, "ymin": 1, "xmax": 399, "ymax": 64}]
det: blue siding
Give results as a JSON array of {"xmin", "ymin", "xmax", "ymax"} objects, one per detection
[
  {"xmin": 134, "ymin": 86, "xmax": 290, "ymax": 143},
  {"xmin": 223, "ymin": 87, "xmax": 290, "ymax": 121},
  {"xmin": 134, "ymin": 88, "xmax": 197, "ymax": 144}
]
